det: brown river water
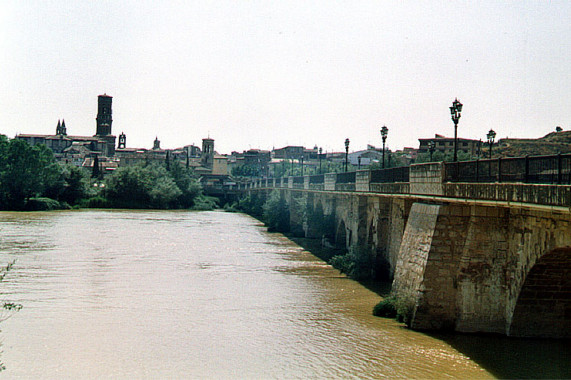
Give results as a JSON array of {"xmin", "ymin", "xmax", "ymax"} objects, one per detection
[{"xmin": 0, "ymin": 210, "xmax": 568, "ymax": 379}]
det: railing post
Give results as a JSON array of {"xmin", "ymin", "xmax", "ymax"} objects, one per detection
[
  {"xmin": 558, "ymin": 153, "xmax": 562, "ymax": 184},
  {"xmin": 475, "ymin": 159, "xmax": 479, "ymax": 182},
  {"xmin": 497, "ymin": 157, "xmax": 502, "ymax": 183},
  {"xmin": 525, "ymin": 155, "xmax": 530, "ymax": 183}
]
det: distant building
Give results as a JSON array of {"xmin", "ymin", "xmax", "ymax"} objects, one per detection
[
  {"xmin": 228, "ymin": 149, "xmax": 271, "ymax": 177},
  {"xmin": 348, "ymin": 147, "xmax": 383, "ymax": 167},
  {"xmin": 15, "ymin": 94, "xmax": 230, "ymax": 180},
  {"xmin": 418, "ymin": 134, "xmax": 481, "ymax": 157},
  {"xmin": 17, "ymin": 94, "xmax": 117, "ymax": 159},
  {"xmin": 272, "ymin": 145, "xmax": 318, "ymax": 160}
]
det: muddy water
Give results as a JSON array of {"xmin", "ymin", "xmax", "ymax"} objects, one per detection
[{"xmin": 0, "ymin": 210, "xmax": 567, "ymax": 378}]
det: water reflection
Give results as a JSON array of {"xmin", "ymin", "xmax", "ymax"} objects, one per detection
[{"xmin": 433, "ymin": 333, "xmax": 571, "ymax": 379}]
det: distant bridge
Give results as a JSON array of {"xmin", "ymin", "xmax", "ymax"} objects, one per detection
[{"xmin": 235, "ymin": 154, "xmax": 571, "ymax": 338}]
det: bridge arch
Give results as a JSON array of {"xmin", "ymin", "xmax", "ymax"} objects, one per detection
[
  {"xmin": 335, "ymin": 219, "xmax": 349, "ymax": 248},
  {"xmin": 509, "ymin": 247, "xmax": 571, "ymax": 338}
]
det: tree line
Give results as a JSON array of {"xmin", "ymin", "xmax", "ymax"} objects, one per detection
[{"xmin": 0, "ymin": 135, "xmax": 214, "ymax": 211}]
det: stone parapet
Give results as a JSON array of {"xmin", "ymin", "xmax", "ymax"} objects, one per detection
[
  {"xmin": 410, "ymin": 162, "xmax": 445, "ymax": 195},
  {"xmin": 370, "ymin": 183, "xmax": 410, "ymax": 194},
  {"xmin": 335, "ymin": 183, "xmax": 355, "ymax": 192},
  {"xmin": 443, "ymin": 183, "xmax": 571, "ymax": 207},
  {"xmin": 356, "ymin": 170, "xmax": 370, "ymax": 192},
  {"xmin": 324, "ymin": 173, "xmax": 336, "ymax": 191}
]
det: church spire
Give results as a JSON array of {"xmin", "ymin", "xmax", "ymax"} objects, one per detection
[{"xmin": 56, "ymin": 119, "xmax": 67, "ymax": 136}]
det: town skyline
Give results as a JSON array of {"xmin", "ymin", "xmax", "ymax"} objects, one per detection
[{"xmin": 1, "ymin": 2, "xmax": 569, "ymax": 155}]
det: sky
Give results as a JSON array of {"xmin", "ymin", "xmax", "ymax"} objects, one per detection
[{"xmin": 0, "ymin": 1, "xmax": 569, "ymax": 155}]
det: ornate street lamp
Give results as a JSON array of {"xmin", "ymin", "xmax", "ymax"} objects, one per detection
[
  {"xmin": 428, "ymin": 140, "xmax": 436, "ymax": 162},
  {"xmin": 450, "ymin": 98, "xmax": 463, "ymax": 162},
  {"xmin": 487, "ymin": 129, "xmax": 496, "ymax": 159},
  {"xmin": 319, "ymin": 147, "xmax": 323, "ymax": 173},
  {"xmin": 300, "ymin": 155, "xmax": 304, "ymax": 176},
  {"xmin": 381, "ymin": 125, "xmax": 388, "ymax": 168},
  {"xmin": 344, "ymin": 138, "xmax": 350, "ymax": 172}
]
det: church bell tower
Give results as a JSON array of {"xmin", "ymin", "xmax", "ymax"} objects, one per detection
[
  {"xmin": 201, "ymin": 138, "xmax": 214, "ymax": 168},
  {"xmin": 96, "ymin": 94, "xmax": 113, "ymax": 136}
]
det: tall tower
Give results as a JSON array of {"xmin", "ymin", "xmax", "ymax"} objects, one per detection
[
  {"xmin": 96, "ymin": 94, "xmax": 113, "ymax": 136},
  {"xmin": 201, "ymin": 138, "xmax": 214, "ymax": 168}
]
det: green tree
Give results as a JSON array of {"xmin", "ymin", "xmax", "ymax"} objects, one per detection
[
  {"xmin": 414, "ymin": 150, "xmax": 474, "ymax": 164},
  {"xmin": 59, "ymin": 165, "xmax": 89, "ymax": 205},
  {"xmin": 104, "ymin": 163, "xmax": 201, "ymax": 209},
  {"xmin": 0, "ymin": 137, "xmax": 63, "ymax": 209},
  {"xmin": 169, "ymin": 161, "xmax": 202, "ymax": 208},
  {"xmin": 232, "ymin": 164, "xmax": 261, "ymax": 177},
  {"xmin": 262, "ymin": 190, "xmax": 290, "ymax": 232},
  {"xmin": 148, "ymin": 175, "xmax": 182, "ymax": 209},
  {"xmin": 104, "ymin": 164, "xmax": 155, "ymax": 207}
]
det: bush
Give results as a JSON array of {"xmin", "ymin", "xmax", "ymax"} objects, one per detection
[
  {"xmin": 372, "ymin": 295, "xmax": 415, "ymax": 324},
  {"xmin": 329, "ymin": 245, "xmax": 373, "ymax": 281},
  {"xmin": 191, "ymin": 195, "xmax": 219, "ymax": 211},
  {"xmin": 372, "ymin": 296, "xmax": 397, "ymax": 318},
  {"xmin": 81, "ymin": 196, "xmax": 110, "ymax": 208},
  {"xmin": 262, "ymin": 190, "xmax": 290, "ymax": 232},
  {"xmin": 238, "ymin": 193, "xmax": 265, "ymax": 216},
  {"xmin": 24, "ymin": 197, "xmax": 65, "ymax": 211},
  {"xmin": 223, "ymin": 202, "xmax": 240, "ymax": 212}
]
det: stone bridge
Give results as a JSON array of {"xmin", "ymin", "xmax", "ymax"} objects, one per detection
[{"xmin": 237, "ymin": 162, "xmax": 571, "ymax": 338}]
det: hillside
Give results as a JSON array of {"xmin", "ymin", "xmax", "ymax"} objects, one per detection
[{"xmin": 496, "ymin": 130, "xmax": 571, "ymax": 157}]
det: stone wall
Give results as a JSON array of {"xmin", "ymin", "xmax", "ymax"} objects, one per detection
[
  {"xmin": 409, "ymin": 162, "xmax": 445, "ymax": 195},
  {"xmin": 324, "ymin": 173, "xmax": 336, "ymax": 191},
  {"xmin": 455, "ymin": 206, "xmax": 511, "ymax": 334},
  {"xmin": 356, "ymin": 170, "xmax": 371, "ymax": 192},
  {"xmin": 392, "ymin": 203, "xmax": 442, "ymax": 325}
]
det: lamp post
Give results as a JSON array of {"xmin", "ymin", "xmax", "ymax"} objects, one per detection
[
  {"xmin": 428, "ymin": 140, "xmax": 436, "ymax": 162},
  {"xmin": 381, "ymin": 125, "xmax": 388, "ymax": 168},
  {"xmin": 300, "ymin": 155, "xmax": 304, "ymax": 176},
  {"xmin": 344, "ymin": 138, "xmax": 350, "ymax": 172},
  {"xmin": 319, "ymin": 147, "xmax": 323, "ymax": 173},
  {"xmin": 450, "ymin": 98, "xmax": 463, "ymax": 162},
  {"xmin": 487, "ymin": 129, "xmax": 496, "ymax": 159},
  {"xmin": 358, "ymin": 156, "xmax": 361, "ymax": 170}
]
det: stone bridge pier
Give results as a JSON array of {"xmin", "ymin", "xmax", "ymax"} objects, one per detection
[
  {"xmin": 392, "ymin": 202, "xmax": 571, "ymax": 338},
  {"xmin": 299, "ymin": 192, "xmax": 411, "ymax": 280}
]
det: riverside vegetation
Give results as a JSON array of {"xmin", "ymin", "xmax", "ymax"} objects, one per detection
[
  {"xmin": 0, "ymin": 260, "xmax": 22, "ymax": 372},
  {"xmin": 234, "ymin": 189, "xmax": 406, "ymax": 322},
  {"xmin": 0, "ymin": 135, "xmax": 216, "ymax": 211}
]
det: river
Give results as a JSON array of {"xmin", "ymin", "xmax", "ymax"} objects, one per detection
[{"xmin": 0, "ymin": 210, "xmax": 568, "ymax": 379}]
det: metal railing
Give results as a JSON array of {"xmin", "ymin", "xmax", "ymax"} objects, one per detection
[
  {"xmin": 371, "ymin": 166, "xmax": 409, "ymax": 183},
  {"xmin": 444, "ymin": 154, "xmax": 571, "ymax": 184},
  {"xmin": 336, "ymin": 171, "xmax": 356, "ymax": 184}
]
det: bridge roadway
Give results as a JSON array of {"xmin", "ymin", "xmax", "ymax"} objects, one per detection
[{"xmin": 236, "ymin": 162, "xmax": 570, "ymax": 338}]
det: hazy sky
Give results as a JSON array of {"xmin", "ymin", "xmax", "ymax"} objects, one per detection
[{"xmin": 1, "ymin": 1, "xmax": 569, "ymax": 154}]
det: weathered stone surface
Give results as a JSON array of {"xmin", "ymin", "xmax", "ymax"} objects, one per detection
[{"xmin": 248, "ymin": 165, "xmax": 571, "ymax": 337}]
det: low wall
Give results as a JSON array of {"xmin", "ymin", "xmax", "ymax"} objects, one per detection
[{"xmin": 410, "ymin": 162, "xmax": 445, "ymax": 195}]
